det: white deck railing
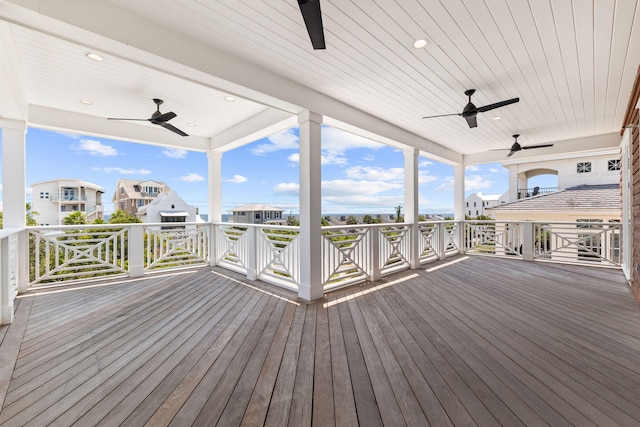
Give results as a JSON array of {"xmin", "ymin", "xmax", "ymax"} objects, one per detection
[{"xmin": 0, "ymin": 219, "xmax": 622, "ymax": 324}]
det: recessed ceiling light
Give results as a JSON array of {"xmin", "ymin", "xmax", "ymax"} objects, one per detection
[
  {"xmin": 80, "ymin": 99, "xmax": 92, "ymax": 105},
  {"xmin": 86, "ymin": 52, "xmax": 103, "ymax": 62},
  {"xmin": 187, "ymin": 123, "xmax": 197, "ymax": 127},
  {"xmin": 412, "ymin": 38, "xmax": 429, "ymax": 49},
  {"xmin": 224, "ymin": 96, "xmax": 236, "ymax": 102},
  {"xmin": 492, "ymin": 116, "xmax": 502, "ymax": 121}
]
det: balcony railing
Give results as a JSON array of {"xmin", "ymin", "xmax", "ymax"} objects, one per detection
[
  {"xmin": 50, "ymin": 194, "xmax": 88, "ymax": 201},
  {"xmin": 0, "ymin": 220, "xmax": 623, "ymax": 324},
  {"xmin": 517, "ymin": 186, "xmax": 559, "ymax": 199}
]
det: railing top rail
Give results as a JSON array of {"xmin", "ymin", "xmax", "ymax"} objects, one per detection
[{"xmin": 0, "ymin": 227, "xmax": 23, "ymax": 238}]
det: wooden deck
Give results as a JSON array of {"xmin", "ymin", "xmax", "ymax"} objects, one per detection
[{"xmin": 1, "ymin": 256, "xmax": 640, "ymax": 426}]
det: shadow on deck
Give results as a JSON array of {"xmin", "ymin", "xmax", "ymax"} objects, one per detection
[{"xmin": 1, "ymin": 256, "xmax": 639, "ymax": 426}]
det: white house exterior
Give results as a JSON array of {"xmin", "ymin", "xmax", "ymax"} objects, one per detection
[
  {"xmin": 502, "ymin": 151, "xmax": 621, "ymax": 202},
  {"xmin": 136, "ymin": 191, "xmax": 196, "ymax": 227},
  {"xmin": 31, "ymin": 179, "xmax": 104, "ymax": 225},
  {"xmin": 229, "ymin": 204, "xmax": 285, "ymax": 225},
  {"xmin": 465, "ymin": 192, "xmax": 508, "ymax": 218}
]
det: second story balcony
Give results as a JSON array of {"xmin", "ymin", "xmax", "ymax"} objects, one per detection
[{"xmin": 517, "ymin": 186, "xmax": 559, "ymax": 199}]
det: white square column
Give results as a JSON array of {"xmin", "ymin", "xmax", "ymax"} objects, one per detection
[
  {"xmin": 298, "ymin": 111, "xmax": 323, "ymax": 301},
  {"xmin": 207, "ymin": 150, "xmax": 223, "ymax": 223},
  {"xmin": 404, "ymin": 148, "xmax": 420, "ymax": 268},
  {"xmin": 1, "ymin": 120, "xmax": 28, "ymax": 314},
  {"xmin": 453, "ymin": 164, "xmax": 465, "ymax": 252},
  {"xmin": 2, "ymin": 121, "xmax": 27, "ymax": 228}
]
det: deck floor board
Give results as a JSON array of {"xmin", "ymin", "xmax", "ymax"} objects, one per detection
[{"xmin": 1, "ymin": 257, "xmax": 640, "ymax": 426}]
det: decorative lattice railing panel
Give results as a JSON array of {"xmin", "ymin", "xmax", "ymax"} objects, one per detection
[
  {"xmin": 145, "ymin": 225, "xmax": 209, "ymax": 271},
  {"xmin": 322, "ymin": 227, "xmax": 369, "ymax": 289}
]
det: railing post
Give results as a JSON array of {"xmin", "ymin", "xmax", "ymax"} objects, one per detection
[
  {"xmin": 455, "ymin": 220, "xmax": 465, "ymax": 254},
  {"xmin": 0, "ymin": 236, "xmax": 13, "ymax": 324},
  {"xmin": 128, "ymin": 225, "xmax": 145, "ymax": 277},
  {"xmin": 209, "ymin": 223, "xmax": 217, "ymax": 267},
  {"xmin": 18, "ymin": 230, "xmax": 29, "ymax": 293},
  {"xmin": 370, "ymin": 226, "xmax": 381, "ymax": 281},
  {"xmin": 246, "ymin": 226, "xmax": 257, "ymax": 280},
  {"xmin": 522, "ymin": 221, "xmax": 535, "ymax": 261},
  {"xmin": 437, "ymin": 222, "xmax": 446, "ymax": 260}
]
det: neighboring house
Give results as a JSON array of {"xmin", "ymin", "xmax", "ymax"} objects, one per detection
[
  {"xmin": 465, "ymin": 192, "xmax": 509, "ymax": 217},
  {"xmin": 488, "ymin": 184, "xmax": 621, "ymax": 263},
  {"xmin": 501, "ymin": 151, "xmax": 621, "ymax": 202},
  {"xmin": 229, "ymin": 204, "xmax": 285, "ymax": 225},
  {"xmin": 136, "ymin": 191, "xmax": 196, "ymax": 227},
  {"xmin": 112, "ymin": 179, "xmax": 170, "ymax": 215},
  {"xmin": 488, "ymin": 184, "xmax": 621, "ymax": 223},
  {"xmin": 31, "ymin": 179, "xmax": 104, "ymax": 225}
]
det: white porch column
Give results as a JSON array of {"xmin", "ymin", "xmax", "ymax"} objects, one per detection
[
  {"xmin": 2, "ymin": 121, "xmax": 27, "ymax": 228},
  {"xmin": 508, "ymin": 166, "xmax": 519, "ymax": 201},
  {"xmin": 2, "ymin": 121, "xmax": 29, "ymax": 295},
  {"xmin": 298, "ymin": 111, "xmax": 323, "ymax": 301},
  {"xmin": 207, "ymin": 150, "xmax": 223, "ymax": 223},
  {"xmin": 404, "ymin": 148, "xmax": 420, "ymax": 268},
  {"xmin": 453, "ymin": 164, "xmax": 465, "ymax": 252}
]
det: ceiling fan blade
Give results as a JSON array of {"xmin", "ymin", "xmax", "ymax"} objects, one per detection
[
  {"xmin": 477, "ymin": 97, "xmax": 519, "ymax": 113},
  {"xmin": 506, "ymin": 150, "xmax": 516, "ymax": 157},
  {"xmin": 465, "ymin": 115, "xmax": 478, "ymax": 128},
  {"xmin": 161, "ymin": 122, "xmax": 189, "ymax": 137},
  {"xmin": 422, "ymin": 113, "xmax": 460, "ymax": 119},
  {"xmin": 521, "ymin": 144, "xmax": 553, "ymax": 150},
  {"xmin": 107, "ymin": 117, "xmax": 148, "ymax": 121},
  {"xmin": 153, "ymin": 111, "xmax": 177, "ymax": 123},
  {"xmin": 298, "ymin": 0, "xmax": 326, "ymax": 49}
]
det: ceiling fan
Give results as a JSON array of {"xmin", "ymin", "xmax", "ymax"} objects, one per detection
[
  {"xmin": 422, "ymin": 89, "xmax": 519, "ymax": 128},
  {"xmin": 495, "ymin": 134, "xmax": 553, "ymax": 157},
  {"xmin": 297, "ymin": 0, "xmax": 325, "ymax": 49},
  {"xmin": 107, "ymin": 98, "xmax": 188, "ymax": 137}
]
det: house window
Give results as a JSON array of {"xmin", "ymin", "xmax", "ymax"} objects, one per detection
[
  {"xmin": 608, "ymin": 159, "xmax": 621, "ymax": 171},
  {"xmin": 120, "ymin": 187, "xmax": 124, "ymax": 194},
  {"xmin": 473, "ymin": 202, "xmax": 476, "ymax": 207},
  {"xmin": 137, "ymin": 199, "xmax": 145, "ymax": 207},
  {"xmin": 40, "ymin": 192, "xmax": 49, "ymax": 199},
  {"xmin": 120, "ymin": 201, "xmax": 125, "ymax": 210},
  {"xmin": 577, "ymin": 162, "xmax": 591, "ymax": 173},
  {"xmin": 466, "ymin": 202, "xmax": 469, "ymax": 207}
]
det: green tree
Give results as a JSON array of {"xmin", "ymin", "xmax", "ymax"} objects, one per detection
[
  {"xmin": 418, "ymin": 214, "xmax": 427, "ymax": 222},
  {"xmin": 63, "ymin": 211, "xmax": 87, "ymax": 225},
  {"xmin": 92, "ymin": 218, "xmax": 106, "ymax": 224},
  {"xmin": 375, "ymin": 215, "xmax": 383, "ymax": 223},
  {"xmin": 26, "ymin": 203, "xmax": 39, "ymax": 226},
  {"xmin": 394, "ymin": 204, "xmax": 403, "ymax": 223},
  {"xmin": 108, "ymin": 210, "xmax": 142, "ymax": 224},
  {"xmin": 362, "ymin": 214, "xmax": 374, "ymax": 224},
  {"xmin": 346, "ymin": 215, "xmax": 358, "ymax": 225}
]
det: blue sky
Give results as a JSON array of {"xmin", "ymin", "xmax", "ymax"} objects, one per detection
[{"xmin": 0, "ymin": 125, "xmax": 558, "ymax": 216}]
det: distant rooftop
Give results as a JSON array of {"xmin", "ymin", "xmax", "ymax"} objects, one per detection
[
  {"xmin": 488, "ymin": 184, "xmax": 620, "ymax": 212},
  {"xmin": 229, "ymin": 204, "xmax": 283, "ymax": 212}
]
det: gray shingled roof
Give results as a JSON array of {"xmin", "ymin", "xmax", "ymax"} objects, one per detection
[{"xmin": 488, "ymin": 184, "xmax": 620, "ymax": 211}]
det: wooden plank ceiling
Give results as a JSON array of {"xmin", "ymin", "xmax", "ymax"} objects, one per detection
[{"xmin": 2, "ymin": 0, "xmax": 639, "ymax": 157}]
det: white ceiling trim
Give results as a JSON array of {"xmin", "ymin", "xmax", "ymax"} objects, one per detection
[{"xmin": 0, "ymin": 20, "xmax": 26, "ymax": 120}]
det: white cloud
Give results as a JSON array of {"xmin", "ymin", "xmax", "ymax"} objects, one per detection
[
  {"xmin": 419, "ymin": 160, "xmax": 433, "ymax": 167},
  {"xmin": 363, "ymin": 154, "xmax": 375, "ymax": 161},
  {"xmin": 179, "ymin": 173, "xmax": 205, "ymax": 182},
  {"xmin": 226, "ymin": 174, "xmax": 247, "ymax": 183},
  {"xmin": 345, "ymin": 166, "xmax": 404, "ymax": 181},
  {"xmin": 72, "ymin": 139, "xmax": 118, "ymax": 156},
  {"xmin": 287, "ymin": 151, "xmax": 347, "ymax": 165},
  {"xmin": 93, "ymin": 167, "xmax": 151, "ymax": 175},
  {"xmin": 162, "ymin": 148, "xmax": 188, "ymax": 159},
  {"xmin": 465, "ymin": 165, "xmax": 481, "ymax": 171},
  {"xmin": 25, "ymin": 187, "xmax": 33, "ymax": 195},
  {"xmin": 418, "ymin": 173, "xmax": 438, "ymax": 184},
  {"xmin": 466, "ymin": 174, "xmax": 494, "ymax": 190},
  {"xmin": 251, "ymin": 128, "xmax": 299, "ymax": 155},
  {"xmin": 436, "ymin": 174, "xmax": 494, "ymax": 191},
  {"xmin": 322, "ymin": 179, "xmax": 402, "ymax": 197},
  {"xmin": 288, "ymin": 153, "xmax": 299, "ymax": 163},
  {"xmin": 273, "ymin": 182, "xmax": 299, "ymax": 195},
  {"xmin": 321, "ymin": 126, "xmax": 383, "ymax": 154}
]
